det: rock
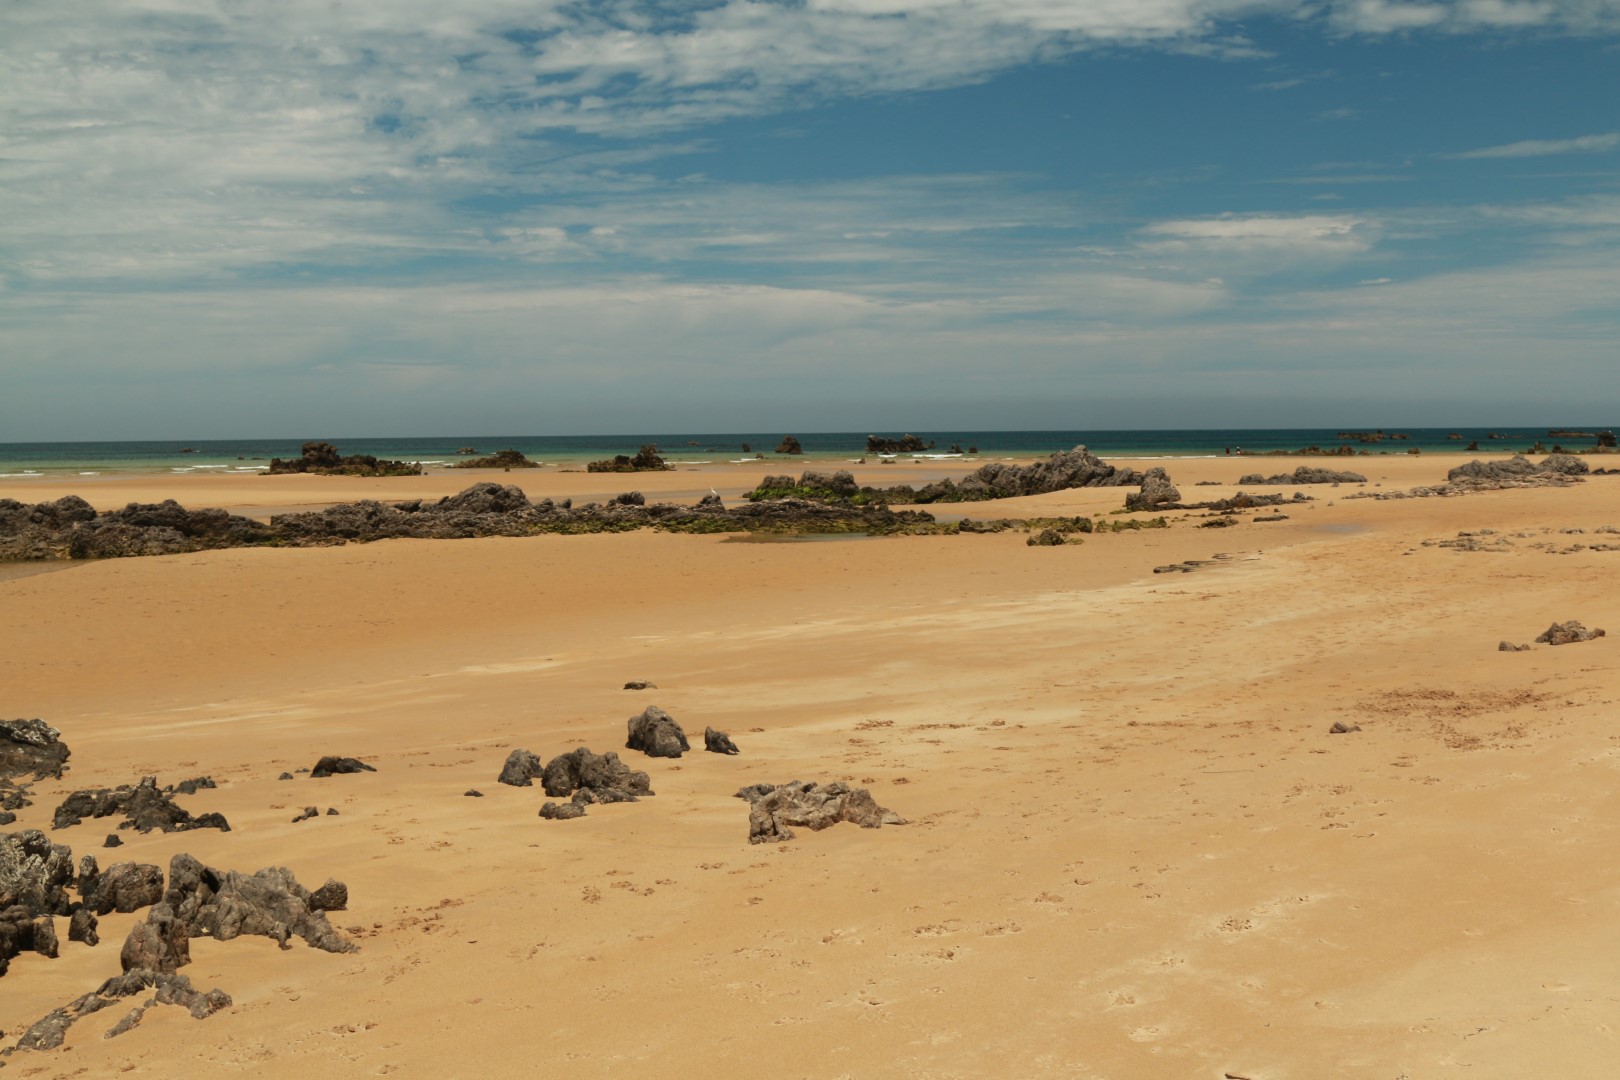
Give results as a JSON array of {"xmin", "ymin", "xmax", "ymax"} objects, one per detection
[
  {"xmin": 1328, "ymin": 721, "xmax": 1361, "ymax": 734},
  {"xmin": 0, "ymin": 719, "xmax": 71, "ymax": 781},
  {"xmin": 291, "ymin": 807, "xmax": 318, "ymax": 823},
  {"xmin": 1535, "ymin": 620, "xmax": 1606, "ymax": 645},
  {"xmin": 160, "ymin": 853, "xmax": 357, "ymax": 956},
  {"xmin": 308, "ymin": 880, "xmax": 348, "ymax": 912},
  {"xmin": 497, "ymin": 749, "xmax": 543, "ymax": 787},
  {"xmin": 104, "ymin": 834, "xmax": 123, "ymax": 848},
  {"xmin": 265, "ymin": 441, "xmax": 421, "ymax": 477},
  {"xmin": 1237, "ymin": 466, "xmax": 1367, "ymax": 485},
  {"xmin": 464, "ymin": 789, "xmax": 484, "ymax": 798},
  {"xmin": 1026, "ymin": 529, "xmax": 1066, "ymax": 547},
  {"xmin": 626, "ymin": 706, "xmax": 690, "ymax": 759},
  {"xmin": 866, "ymin": 434, "xmax": 930, "ymax": 454},
  {"xmin": 900, "ymin": 445, "xmax": 1141, "ymax": 505},
  {"xmin": 31, "ymin": 915, "xmax": 60, "ymax": 958},
  {"xmin": 120, "ymin": 903, "xmax": 191, "ymax": 974},
  {"xmin": 1, "ymin": 829, "xmax": 77, "ymax": 917},
  {"xmin": 325, "ymin": 807, "xmax": 339, "ymax": 816},
  {"xmin": 704, "ymin": 727, "xmax": 740, "ymax": 755},
  {"xmin": 12, "ymin": 969, "xmax": 231, "ymax": 1051},
  {"xmin": 52, "ymin": 776, "xmax": 230, "ymax": 834},
  {"xmin": 279, "ymin": 771, "xmax": 294, "ymax": 780},
  {"xmin": 775, "ymin": 436, "xmax": 804, "ymax": 455},
  {"xmin": 623, "ymin": 680, "xmax": 658, "ymax": 690},
  {"xmin": 586, "ymin": 445, "xmax": 671, "ymax": 473},
  {"xmin": 69, "ymin": 908, "xmax": 98, "ymax": 946},
  {"xmin": 1124, "ymin": 467, "xmax": 1182, "ymax": 511},
  {"xmin": 449, "ymin": 448, "xmax": 540, "ymax": 470},
  {"xmin": 85, "ymin": 863, "xmax": 166, "ymax": 915},
  {"xmin": 539, "ymin": 801, "xmax": 587, "ymax": 820},
  {"xmin": 735, "ymin": 781, "xmax": 906, "ymax": 845},
  {"xmin": 540, "ymin": 748, "xmax": 653, "ymax": 801},
  {"xmin": 310, "ymin": 756, "xmax": 375, "ymax": 778},
  {"xmin": 1498, "ymin": 641, "xmax": 1532, "ymax": 652}
]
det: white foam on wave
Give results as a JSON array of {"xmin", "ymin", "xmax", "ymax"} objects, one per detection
[
  {"xmin": 79, "ymin": 471, "xmax": 99, "ymax": 475},
  {"xmin": 232, "ymin": 465, "xmax": 269, "ymax": 471},
  {"xmin": 0, "ymin": 471, "xmax": 44, "ymax": 478},
  {"xmin": 670, "ymin": 459, "xmax": 712, "ymax": 465}
]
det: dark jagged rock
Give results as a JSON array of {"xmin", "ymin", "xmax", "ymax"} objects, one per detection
[
  {"xmin": 464, "ymin": 789, "xmax": 484, "ymax": 797},
  {"xmin": 85, "ymin": 863, "xmax": 165, "ymax": 915},
  {"xmin": 2, "ymin": 830, "xmax": 78, "ymax": 917},
  {"xmin": 1448, "ymin": 454, "xmax": 1589, "ymax": 483},
  {"xmin": 69, "ymin": 908, "xmax": 98, "ymax": 946},
  {"xmin": 624, "ymin": 679, "xmax": 658, "ymax": 690},
  {"xmin": 0, "ymin": 719, "xmax": 71, "ymax": 781},
  {"xmin": 52, "ymin": 776, "xmax": 230, "ymax": 834},
  {"xmin": 450, "ymin": 448, "xmax": 540, "ymax": 469},
  {"xmin": 308, "ymin": 880, "xmax": 348, "ymax": 912},
  {"xmin": 265, "ymin": 441, "xmax": 421, "ymax": 477},
  {"xmin": 171, "ymin": 776, "xmax": 216, "ymax": 795},
  {"xmin": 278, "ymin": 771, "xmax": 294, "ymax": 780},
  {"xmin": 325, "ymin": 808, "xmax": 338, "ymax": 816},
  {"xmin": 626, "ymin": 706, "xmax": 689, "ymax": 759},
  {"xmin": 897, "ymin": 445, "xmax": 1141, "ymax": 505},
  {"xmin": 746, "ymin": 470, "xmax": 862, "ymax": 503},
  {"xmin": 1124, "ymin": 468, "xmax": 1181, "ymax": 511},
  {"xmin": 120, "ymin": 902, "xmax": 191, "ymax": 974},
  {"xmin": 11, "ymin": 969, "xmax": 231, "ymax": 1052},
  {"xmin": 704, "ymin": 727, "xmax": 740, "ymax": 755},
  {"xmin": 103, "ymin": 833, "xmax": 123, "ymax": 848},
  {"xmin": 1498, "ymin": 641, "xmax": 1532, "ymax": 652},
  {"xmin": 775, "ymin": 436, "xmax": 804, "ymax": 455},
  {"xmin": 497, "ymin": 749, "xmax": 543, "ymax": 787},
  {"xmin": 32, "ymin": 915, "xmax": 60, "ymax": 958},
  {"xmin": 1328, "ymin": 721, "xmax": 1361, "ymax": 734},
  {"xmin": 1237, "ymin": 466, "xmax": 1368, "ymax": 485},
  {"xmin": 539, "ymin": 748, "xmax": 653, "ymax": 801},
  {"xmin": 1026, "ymin": 529, "xmax": 1067, "ymax": 546},
  {"xmin": 310, "ymin": 756, "xmax": 375, "ymax": 778},
  {"xmin": 587, "ymin": 445, "xmax": 671, "ymax": 473},
  {"xmin": 539, "ymin": 801, "xmax": 587, "ymax": 820},
  {"xmin": 291, "ymin": 806, "xmax": 319, "ymax": 823},
  {"xmin": 161, "ymin": 853, "xmax": 357, "ymax": 957},
  {"xmin": 1535, "ymin": 620, "xmax": 1606, "ymax": 645},
  {"xmin": 866, "ymin": 434, "xmax": 930, "ymax": 454},
  {"xmin": 612, "ymin": 491, "xmax": 646, "ymax": 506},
  {"xmin": 735, "ymin": 781, "xmax": 906, "ymax": 845}
]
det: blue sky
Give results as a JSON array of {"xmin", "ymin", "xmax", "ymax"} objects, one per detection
[{"xmin": 1, "ymin": 1, "xmax": 1617, "ymax": 439}]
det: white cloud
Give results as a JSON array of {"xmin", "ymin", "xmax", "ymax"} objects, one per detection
[{"xmin": 1450, "ymin": 131, "xmax": 1620, "ymax": 158}]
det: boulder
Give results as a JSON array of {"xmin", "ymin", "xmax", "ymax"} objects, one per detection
[
  {"xmin": 704, "ymin": 727, "xmax": 740, "ymax": 755},
  {"xmin": 775, "ymin": 436, "xmax": 804, "ymax": 455},
  {"xmin": 120, "ymin": 902, "xmax": 191, "ymax": 974},
  {"xmin": 1124, "ymin": 468, "xmax": 1181, "ymax": 511},
  {"xmin": 310, "ymin": 756, "xmax": 375, "ymax": 777},
  {"xmin": 1328, "ymin": 721, "xmax": 1361, "ymax": 734},
  {"xmin": 623, "ymin": 679, "xmax": 657, "ymax": 690},
  {"xmin": 85, "ymin": 862, "xmax": 166, "ymax": 915},
  {"xmin": 0, "ymin": 719, "xmax": 71, "ymax": 781},
  {"xmin": 497, "ymin": 749, "xmax": 543, "ymax": 787},
  {"xmin": 626, "ymin": 706, "xmax": 690, "ymax": 759},
  {"xmin": 161, "ymin": 853, "xmax": 356, "ymax": 956},
  {"xmin": 308, "ymin": 879, "xmax": 348, "ymax": 911},
  {"xmin": 69, "ymin": 908, "xmax": 98, "ymax": 946},
  {"xmin": 1535, "ymin": 620, "xmax": 1606, "ymax": 645},
  {"xmin": 539, "ymin": 801, "xmax": 587, "ymax": 820},
  {"xmin": 735, "ymin": 781, "xmax": 906, "ymax": 845},
  {"xmin": 540, "ymin": 748, "xmax": 653, "ymax": 801},
  {"xmin": 1026, "ymin": 529, "xmax": 1066, "ymax": 547}
]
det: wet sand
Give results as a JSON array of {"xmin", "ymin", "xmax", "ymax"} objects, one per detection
[{"xmin": 3, "ymin": 456, "xmax": 1618, "ymax": 1078}]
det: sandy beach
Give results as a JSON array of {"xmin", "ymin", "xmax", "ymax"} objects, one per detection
[{"xmin": 3, "ymin": 454, "xmax": 1618, "ymax": 1079}]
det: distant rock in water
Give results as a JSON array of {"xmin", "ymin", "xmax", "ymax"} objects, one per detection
[
  {"xmin": 1237, "ymin": 466, "xmax": 1367, "ymax": 485},
  {"xmin": 735, "ymin": 781, "xmax": 906, "ymax": 845},
  {"xmin": 586, "ymin": 445, "xmax": 671, "ymax": 473},
  {"xmin": 866, "ymin": 434, "xmax": 930, "ymax": 454},
  {"xmin": 1535, "ymin": 620, "xmax": 1606, "ymax": 646},
  {"xmin": 451, "ymin": 448, "xmax": 539, "ymax": 470},
  {"xmin": 309, "ymin": 756, "xmax": 375, "ymax": 778},
  {"xmin": 265, "ymin": 441, "xmax": 422, "ymax": 477},
  {"xmin": 775, "ymin": 436, "xmax": 804, "ymax": 455},
  {"xmin": 626, "ymin": 706, "xmax": 689, "ymax": 759}
]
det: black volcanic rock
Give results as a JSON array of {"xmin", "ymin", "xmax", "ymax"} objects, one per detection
[
  {"xmin": 84, "ymin": 862, "xmax": 166, "ymax": 915},
  {"xmin": 539, "ymin": 748, "xmax": 652, "ymax": 801},
  {"xmin": 266, "ymin": 441, "xmax": 421, "ymax": 477},
  {"xmin": 310, "ymin": 756, "xmax": 375, "ymax": 778},
  {"xmin": 704, "ymin": 727, "xmax": 740, "ymax": 755},
  {"xmin": 626, "ymin": 706, "xmax": 689, "ymax": 758},
  {"xmin": 0, "ymin": 719, "xmax": 71, "ymax": 781},
  {"xmin": 497, "ymin": 749, "xmax": 543, "ymax": 787},
  {"xmin": 52, "ymin": 776, "xmax": 230, "ymax": 834}
]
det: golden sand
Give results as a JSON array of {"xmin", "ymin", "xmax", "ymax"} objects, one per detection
[{"xmin": 2, "ymin": 456, "xmax": 1617, "ymax": 1078}]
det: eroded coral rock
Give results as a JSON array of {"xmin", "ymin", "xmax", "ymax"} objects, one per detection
[
  {"xmin": 704, "ymin": 727, "xmax": 740, "ymax": 755},
  {"xmin": 735, "ymin": 781, "xmax": 906, "ymax": 845},
  {"xmin": 626, "ymin": 706, "xmax": 689, "ymax": 759},
  {"xmin": 52, "ymin": 776, "xmax": 230, "ymax": 834},
  {"xmin": 497, "ymin": 749, "xmax": 543, "ymax": 787},
  {"xmin": 1535, "ymin": 620, "xmax": 1606, "ymax": 645}
]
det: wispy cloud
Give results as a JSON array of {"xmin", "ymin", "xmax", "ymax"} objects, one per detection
[{"xmin": 1449, "ymin": 131, "xmax": 1620, "ymax": 158}]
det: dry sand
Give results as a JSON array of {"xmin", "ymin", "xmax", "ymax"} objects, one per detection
[{"xmin": 3, "ymin": 455, "xmax": 1618, "ymax": 1078}]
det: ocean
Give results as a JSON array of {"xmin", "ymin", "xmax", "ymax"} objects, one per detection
[{"xmin": 0, "ymin": 427, "xmax": 1611, "ymax": 479}]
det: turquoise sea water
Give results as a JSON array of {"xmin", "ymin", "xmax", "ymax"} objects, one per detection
[{"xmin": 0, "ymin": 428, "xmax": 1611, "ymax": 479}]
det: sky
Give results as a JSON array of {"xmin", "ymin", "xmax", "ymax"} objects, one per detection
[{"xmin": 1, "ymin": 0, "xmax": 1618, "ymax": 440}]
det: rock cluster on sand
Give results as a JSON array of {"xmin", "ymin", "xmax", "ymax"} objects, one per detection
[
  {"xmin": 1535, "ymin": 620, "xmax": 1606, "ymax": 645},
  {"xmin": 1448, "ymin": 454, "xmax": 1589, "ymax": 483},
  {"xmin": 626, "ymin": 706, "xmax": 690, "ymax": 758},
  {"xmin": 586, "ymin": 445, "xmax": 671, "ymax": 473},
  {"xmin": 0, "ymin": 830, "xmax": 76, "ymax": 975},
  {"xmin": 2, "ymin": 482, "xmax": 952, "ymax": 562},
  {"xmin": 265, "ymin": 441, "xmax": 421, "ymax": 477},
  {"xmin": 1026, "ymin": 529, "xmax": 1068, "ymax": 547},
  {"xmin": 310, "ymin": 756, "xmax": 375, "ymax": 777},
  {"xmin": 536, "ymin": 747, "xmax": 654, "ymax": 820},
  {"xmin": 1238, "ymin": 466, "xmax": 1368, "ymax": 485},
  {"xmin": 1124, "ymin": 468, "xmax": 1182, "ymax": 511},
  {"xmin": 52, "ymin": 776, "xmax": 230, "ymax": 834},
  {"xmin": 735, "ymin": 782, "xmax": 906, "ymax": 844},
  {"xmin": 450, "ymin": 448, "xmax": 539, "ymax": 469}
]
